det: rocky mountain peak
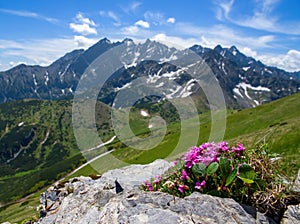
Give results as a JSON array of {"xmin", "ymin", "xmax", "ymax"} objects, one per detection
[{"xmin": 0, "ymin": 37, "xmax": 299, "ymax": 109}]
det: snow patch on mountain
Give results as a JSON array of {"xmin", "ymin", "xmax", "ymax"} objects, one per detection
[
  {"xmin": 242, "ymin": 67, "xmax": 250, "ymax": 71},
  {"xmin": 114, "ymin": 82, "xmax": 132, "ymax": 91},
  {"xmin": 44, "ymin": 71, "xmax": 49, "ymax": 86},
  {"xmin": 161, "ymin": 69, "xmax": 183, "ymax": 80},
  {"xmin": 18, "ymin": 121, "xmax": 24, "ymax": 127},
  {"xmin": 33, "ymin": 74, "xmax": 38, "ymax": 86},
  {"xmin": 123, "ymin": 52, "xmax": 140, "ymax": 69},
  {"xmin": 233, "ymin": 82, "xmax": 271, "ymax": 106},
  {"xmin": 140, "ymin": 110, "xmax": 149, "ymax": 117},
  {"xmin": 59, "ymin": 63, "xmax": 70, "ymax": 82}
]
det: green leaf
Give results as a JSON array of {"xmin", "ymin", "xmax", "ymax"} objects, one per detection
[
  {"xmin": 238, "ymin": 176, "xmax": 254, "ymax": 184},
  {"xmin": 220, "ymin": 157, "xmax": 230, "ymax": 178},
  {"xmin": 206, "ymin": 162, "xmax": 219, "ymax": 176},
  {"xmin": 254, "ymin": 178, "xmax": 267, "ymax": 190},
  {"xmin": 239, "ymin": 164, "xmax": 256, "ymax": 181},
  {"xmin": 225, "ymin": 168, "xmax": 237, "ymax": 186},
  {"xmin": 192, "ymin": 163, "xmax": 206, "ymax": 177}
]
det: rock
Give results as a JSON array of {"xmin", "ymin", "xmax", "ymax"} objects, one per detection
[
  {"xmin": 291, "ymin": 169, "xmax": 300, "ymax": 192},
  {"xmin": 98, "ymin": 189, "xmax": 263, "ymax": 224},
  {"xmin": 281, "ymin": 169, "xmax": 300, "ymax": 224},
  {"xmin": 281, "ymin": 205, "xmax": 300, "ymax": 224},
  {"xmin": 37, "ymin": 159, "xmax": 172, "ymax": 224},
  {"xmin": 36, "ymin": 160, "xmax": 300, "ymax": 224}
]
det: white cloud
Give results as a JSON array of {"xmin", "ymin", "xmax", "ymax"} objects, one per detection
[
  {"xmin": 108, "ymin": 11, "xmax": 119, "ymax": 22},
  {"xmin": 175, "ymin": 23, "xmax": 275, "ymax": 49},
  {"xmin": 167, "ymin": 17, "xmax": 176, "ymax": 24},
  {"xmin": 257, "ymin": 50, "xmax": 300, "ymax": 72},
  {"xmin": 69, "ymin": 23, "xmax": 97, "ymax": 35},
  {"xmin": 73, "ymin": 36, "xmax": 97, "ymax": 48},
  {"xmin": 9, "ymin": 61, "xmax": 27, "ymax": 67},
  {"xmin": 144, "ymin": 11, "xmax": 165, "ymax": 25},
  {"xmin": 76, "ymin": 12, "xmax": 96, "ymax": 26},
  {"xmin": 215, "ymin": 0, "xmax": 234, "ymax": 20},
  {"xmin": 122, "ymin": 2, "xmax": 142, "ymax": 14},
  {"xmin": 122, "ymin": 25, "xmax": 140, "ymax": 35},
  {"xmin": 0, "ymin": 8, "xmax": 58, "ymax": 23},
  {"xmin": 99, "ymin": 11, "xmax": 121, "ymax": 26},
  {"xmin": 69, "ymin": 13, "xmax": 97, "ymax": 36},
  {"xmin": 240, "ymin": 47, "xmax": 257, "ymax": 58},
  {"xmin": 135, "ymin": 20, "xmax": 150, "ymax": 28},
  {"xmin": 130, "ymin": 2, "xmax": 142, "ymax": 11},
  {"xmin": 214, "ymin": 0, "xmax": 300, "ymax": 35},
  {"xmin": 152, "ymin": 33, "xmax": 201, "ymax": 49},
  {"xmin": 0, "ymin": 37, "xmax": 84, "ymax": 71}
]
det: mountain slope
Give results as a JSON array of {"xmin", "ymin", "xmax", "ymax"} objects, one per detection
[
  {"xmin": 0, "ymin": 99, "xmax": 112, "ymax": 203},
  {"xmin": 0, "ymin": 38, "xmax": 299, "ymax": 110},
  {"xmin": 190, "ymin": 44, "xmax": 300, "ymax": 107}
]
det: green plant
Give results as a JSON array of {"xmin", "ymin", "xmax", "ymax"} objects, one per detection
[{"xmin": 141, "ymin": 141, "xmax": 299, "ymax": 218}]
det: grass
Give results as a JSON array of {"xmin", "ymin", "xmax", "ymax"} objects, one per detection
[
  {"xmin": 0, "ymin": 99, "xmax": 113, "ymax": 204},
  {"xmin": 101, "ymin": 92, "xmax": 300, "ymax": 176},
  {"xmin": 0, "ymin": 189, "xmax": 43, "ymax": 223}
]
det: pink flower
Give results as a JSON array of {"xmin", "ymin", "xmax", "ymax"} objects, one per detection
[
  {"xmin": 184, "ymin": 146, "xmax": 201, "ymax": 168},
  {"xmin": 195, "ymin": 180, "xmax": 206, "ymax": 190},
  {"xmin": 218, "ymin": 141, "xmax": 229, "ymax": 151},
  {"xmin": 181, "ymin": 169, "xmax": 190, "ymax": 181},
  {"xmin": 231, "ymin": 143, "xmax": 245, "ymax": 157},
  {"xmin": 154, "ymin": 176, "xmax": 162, "ymax": 184},
  {"xmin": 178, "ymin": 184, "xmax": 189, "ymax": 193}
]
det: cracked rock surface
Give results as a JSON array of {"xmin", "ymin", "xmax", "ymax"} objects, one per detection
[{"xmin": 36, "ymin": 159, "xmax": 299, "ymax": 224}]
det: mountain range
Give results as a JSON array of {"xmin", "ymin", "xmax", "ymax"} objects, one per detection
[{"xmin": 0, "ymin": 38, "xmax": 299, "ymax": 109}]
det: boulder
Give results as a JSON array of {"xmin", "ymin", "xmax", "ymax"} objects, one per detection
[{"xmin": 36, "ymin": 159, "xmax": 300, "ymax": 224}]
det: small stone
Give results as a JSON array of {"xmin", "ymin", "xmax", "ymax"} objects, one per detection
[{"xmin": 115, "ymin": 179, "xmax": 124, "ymax": 194}]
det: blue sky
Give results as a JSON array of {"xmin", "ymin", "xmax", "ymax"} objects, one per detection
[{"xmin": 0, "ymin": 0, "xmax": 300, "ymax": 72}]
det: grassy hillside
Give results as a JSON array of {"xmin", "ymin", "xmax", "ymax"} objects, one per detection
[
  {"xmin": 0, "ymin": 92, "xmax": 299, "ymax": 223},
  {"xmin": 0, "ymin": 99, "xmax": 112, "ymax": 204},
  {"xmin": 0, "ymin": 100, "xmax": 80, "ymax": 203},
  {"xmin": 107, "ymin": 92, "xmax": 300, "ymax": 176}
]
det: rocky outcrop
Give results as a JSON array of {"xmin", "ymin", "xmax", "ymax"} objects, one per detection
[
  {"xmin": 281, "ymin": 169, "xmax": 300, "ymax": 224},
  {"xmin": 36, "ymin": 159, "xmax": 300, "ymax": 224}
]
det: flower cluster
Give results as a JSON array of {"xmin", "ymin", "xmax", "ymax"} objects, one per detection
[
  {"xmin": 141, "ymin": 142, "xmax": 298, "ymax": 218},
  {"xmin": 141, "ymin": 141, "xmax": 261, "ymax": 202}
]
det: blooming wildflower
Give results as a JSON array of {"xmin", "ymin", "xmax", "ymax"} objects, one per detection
[
  {"xmin": 181, "ymin": 169, "xmax": 190, "ymax": 181},
  {"xmin": 178, "ymin": 184, "xmax": 189, "ymax": 193},
  {"xmin": 218, "ymin": 141, "xmax": 229, "ymax": 151},
  {"xmin": 195, "ymin": 182, "xmax": 201, "ymax": 190},
  {"xmin": 200, "ymin": 180, "xmax": 206, "ymax": 187},
  {"xmin": 184, "ymin": 143, "xmax": 224, "ymax": 167},
  {"xmin": 195, "ymin": 180, "xmax": 206, "ymax": 190},
  {"xmin": 231, "ymin": 143, "xmax": 245, "ymax": 157},
  {"xmin": 237, "ymin": 143, "xmax": 245, "ymax": 151},
  {"xmin": 154, "ymin": 176, "xmax": 162, "ymax": 184},
  {"xmin": 144, "ymin": 181, "xmax": 153, "ymax": 191},
  {"xmin": 184, "ymin": 146, "xmax": 201, "ymax": 168}
]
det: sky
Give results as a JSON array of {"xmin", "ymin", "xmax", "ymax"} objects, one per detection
[{"xmin": 0, "ymin": 0, "xmax": 300, "ymax": 72}]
